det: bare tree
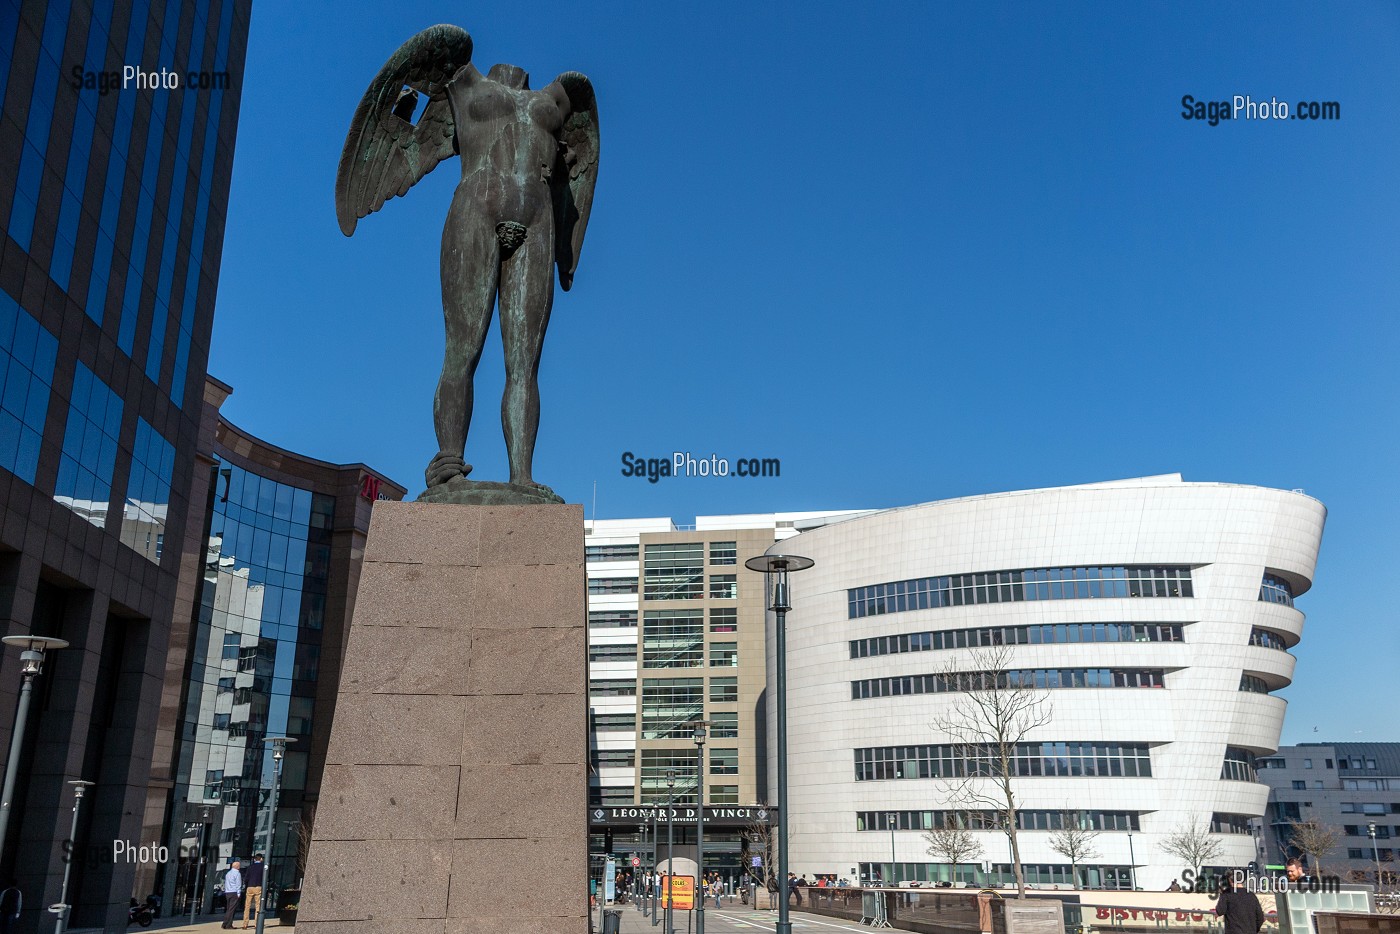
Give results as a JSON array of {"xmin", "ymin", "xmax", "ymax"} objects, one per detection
[
  {"xmin": 295, "ymin": 804, "xmax": 317, "ymax": 886},
  {"xmin": 1285, "ymin": 818, "xmax": 1340, "ymax": 876},
  {"xmin": 1158, "ymin": 817, "xmax": 1224, "ymax": 876},
  {"xmin": 1047, "ymin": 813, "xmax": 1101, "ymax": 889},
  {"xmin": 931, "ymin": 643, "xmax": 1053, "ymax": 898},
  {"xmin": 923, "ymin": 813, "xmax": 985, "ymax": 885},
  {"xmin": 743, "ymin": 817, "xmax": 778, "ymax": 907}
]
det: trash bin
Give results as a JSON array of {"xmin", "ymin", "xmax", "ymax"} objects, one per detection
[{"xmin": 603, "ymin": 908, "xmax": 622, "ymax": 934}]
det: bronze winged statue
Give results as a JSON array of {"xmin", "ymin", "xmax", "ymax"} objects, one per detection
[{"xmin": 336, "ymin": 25, "xmax": 599, "ymax": 504}]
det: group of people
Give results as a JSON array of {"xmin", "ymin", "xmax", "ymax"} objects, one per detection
[{"xmin": 218, "ymin": 853, "xmax": 267, "ymax": 929}]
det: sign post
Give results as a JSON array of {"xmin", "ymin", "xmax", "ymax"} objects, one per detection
[
  {"xmin": 660, "ymin": 875, "xmax": 696, "ymax": 911},
  {"xmin": 605, "ymin": 857, "xmax": 616, "ymax": 905}
]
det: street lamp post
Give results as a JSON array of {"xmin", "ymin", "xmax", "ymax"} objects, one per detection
[
  {"xmin": 1369, "ymin": 823, "xmax": 1382, "ymax": 890},
  {"xmin": 693, "ymin": 720, "xmax": 708, "ymax": 934},
  {"xmin": 0, "ymin": 634, "xmax": 68, "ymax": 858},
  {"xmin": 744, "ymin": 554, "xmax": 814, "ymax": 934},
  {"xmin": 255, "ymin": 737, "xmax": 292, "ymax": 934},
  {"xmin": 665, "ymin": 768, "xmax": 676, "ymax": 934},
  {"xmin": 52, "ymin": 779, "xmax": 95, "ymax": 934},
  {"xmin": 884, "ymin": 812, "xmax": 896, "ymax": 884},
  {"xmin": 1126, "ymin": 830, "xmax": 1138, "ymax": 891},
  {"xmin": 191, "ymin": 806, "xmax": 212, "ymax": 924}
]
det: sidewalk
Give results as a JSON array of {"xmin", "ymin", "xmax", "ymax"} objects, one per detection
[
  {"xmin": 70, "ymin": 915, "xmax": 281, "ymax": 934},
  {"xmin": 607, "ymin": 896, "xmax": 870, "ymax": 934}
]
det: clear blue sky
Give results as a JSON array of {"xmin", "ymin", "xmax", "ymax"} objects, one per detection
[{"xmin": 209, "ymin": 1, "xmax": 1400, "ymax": 744}]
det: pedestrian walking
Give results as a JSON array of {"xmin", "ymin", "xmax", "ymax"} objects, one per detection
[
  {"xmin": 1215, "ymin": 874, "xmax": 1265, "ymax": 934},
  {"xmin": 241, "ymin": 854, "xmax": 265, "ymax": 928},
  {"xmin": 221, "ymin": 861, "xmax": 243, "ymax": 929},
  {"xmin": 0, "ymin": 879, "xmax": 21, "ymax": 934},
  {"xmin": 711, "ymin": 877, "xmax": 724, "ymax": 909}
]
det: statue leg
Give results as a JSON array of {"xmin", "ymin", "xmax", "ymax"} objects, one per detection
[
  {"xmin": 497, "ymin": 224, "xmax": 554, "ymax": 489},
  {"xmin": 428, "ymin": 209, "xmax": 498, "ymax": 488}
]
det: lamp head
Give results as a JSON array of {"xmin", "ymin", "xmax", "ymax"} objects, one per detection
[
  {"xmin": 691, "ymin": 720, "xmax": 708, "ymax": 746},
  {"xmin": 743, "ymin": 555, "xmax": 814, "ymax": 611},
  {"xmin": 68, "ymin": 779, "xmax": 95, "ymax": 799},
  {"xmin": 267, "ymin": 735, "xmax": 292, "ymax": 761},
  {"xmin": 666, "ymin": 767, "xmax": 676, "ymax": 788},
  {"xmin": 4, "ymin": 634, "xmax": 69, "ymax": 676}
]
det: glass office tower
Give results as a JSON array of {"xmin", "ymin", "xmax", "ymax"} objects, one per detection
[{"xmin": 0, "ymin": 2, "xmax": 250, "ymax": 929}]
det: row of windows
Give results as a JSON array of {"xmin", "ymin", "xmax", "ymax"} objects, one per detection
[
  {"xmin": 1340, "ymin": 803, "xmax": 1400, "ymax": 815},
  {"xmin": 854, "ymin": 742, "xmax": 1154, "ymax": 781},
  {"xmin": 0, "ymin": 289, "xmax": 58, "ymax": 483},
  {"xmin": 643, "ymin": 543, "xmax": 704, "ymax": 599},
  {"xmin": 1239, "ymin": 674, "xmax": 1270, "ymax": 694},
  {"xmin": 1348, "ymin": 848, "xmax": 1396, "ymax": 861},
  {"xmin": 587, "ymin": 543, "xmax": 639, "ymax": 562},
  {"xmin": 1249, "ymin": 628, "xmax": 1289, "ymax": 650},
  {"xmin": 1343, "ymin": 825, "xmax": 1396, "ymax": 839},
  {"xmin": 593, "ymin": 574, "xmax": 737, "ymax": 598},
  {"xmin": 640, "ymin": 749, "xmax": 701, "ymax": 804},
  {"xmin": 591, "ymin": 749, "xmax": 636, "ymax": 769},
  {"xmin": 590, "ymin": 577, "xmax": 638, "ymax": 595},
  {"xmin": 642, "ymin": 610, "xmax": 703, "ymax": 667},
  {"xmin": 589, "ymin": 611, "xmax": 638, "ymax": 629},
  {"xmin": 637, "ymin": 677, "xmax": 740, "ymax": 738},
  {"xmin": 856, "ymin": 862, "xmax": 1134, "ymax": 889},
  {"xmin": 589, "ymin": 644, "xmax": 638, "ymax": 663},
  {"xmin": 850, "ymin": 623, "xmax": 1184, "ymax": 659},
  {"xmin": 1259, "ymin": 574, "xmax": 1295, "ymax": 607},
  {"xmin": 856, "ymin": 810, "xmax": 1140, "ymax": 832},
  {"xmin": 1221, "ymin": 747, "xmax": 1260, "ymax": 782},
  {"xmin": 849, "ymin": 566, "xmax": 1194, "ymax": 619},
  {"xmin": 1210, "ymin": 813, "xmax": 1255, "ymax": 834},
  {"xmin": 592, "ymin": 713, "xmax": 636, "ymax": 732},
  {"xmin": 852, "ymin": 668, "xmax": 1166, "ymax": 699}
]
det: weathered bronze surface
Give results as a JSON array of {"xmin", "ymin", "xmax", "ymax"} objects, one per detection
[{"xmin": 336, "ymin": 25, "xmax": 599, "ymax": 504}]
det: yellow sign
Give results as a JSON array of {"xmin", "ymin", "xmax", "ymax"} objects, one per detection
[{"xmin": 660, "ymin": 875, "xmax": 695, "ymax": 910}]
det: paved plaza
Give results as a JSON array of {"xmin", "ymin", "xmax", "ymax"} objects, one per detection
[{"xmin": 610, "ymin": 900, "xmax": 866, "ymax": 934}]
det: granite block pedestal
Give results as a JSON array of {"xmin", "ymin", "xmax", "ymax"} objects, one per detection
[{"xmin": 296, "ymin": 502, "xmax": 588, "ymax": 934}]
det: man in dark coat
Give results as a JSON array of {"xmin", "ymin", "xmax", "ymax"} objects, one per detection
[{"xmin": 1215, "ymin": 874, "xmax": 1265, "ymax": 934}]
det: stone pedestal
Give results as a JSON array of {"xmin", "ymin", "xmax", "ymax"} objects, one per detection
[{"xmin": 296, "ymin": 502, "xmax": 588, "ymax": 934}]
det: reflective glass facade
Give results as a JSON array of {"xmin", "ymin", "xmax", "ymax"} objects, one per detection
[
  {"xmin": 54, "ymin": 363, "xmax": 122, "ymax": 527},
  {"xmin": 169, "ymin": 459, "xmax": 332, "ymax": 899},
  {"xmin": 0, "ymin": 287, "xmax": 58, "ymax": 482},
  {"xmin": 0, "ymin": 0, "xmax": 252, "ymax": 924}
]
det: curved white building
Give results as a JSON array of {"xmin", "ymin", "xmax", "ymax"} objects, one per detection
[{"xmin": 765, "ymin": 475, "xmax": 1324, "ymax": 890}]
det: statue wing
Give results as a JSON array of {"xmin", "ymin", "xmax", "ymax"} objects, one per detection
[
  {"xmin": 550, "ymin": 72, "xmax": 600, "ymax": 291},
  {"xmin": 335, "ymin": 25, "xmax": 475, "ymax": 236}
]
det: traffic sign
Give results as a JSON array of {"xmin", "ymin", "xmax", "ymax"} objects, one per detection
[{"xmin": 632, "ymin": 856, "xmax": 641, "ymax": 868}]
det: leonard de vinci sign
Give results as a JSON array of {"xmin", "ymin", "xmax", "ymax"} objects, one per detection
[{"xmin": 590, "ymin": 806, "xmax": 775, "ymax": 828}]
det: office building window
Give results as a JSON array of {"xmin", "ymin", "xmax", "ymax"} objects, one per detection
[
  {"xmin": 710, "ymin": 748, "xmax": 738, "ymax": 775},
  {"xmin": 859, "ymin": 810, "xmax": 1139, "ymax": 832},
  {"xmin": 1221, "ymin": 747, "xmax": 1259, "ymax": 782},
  {"xmin": 587, "ymin": 543, "xmax": 639, "ymax": 562},
  {"xmin": 852, "ymin": 668, "xmax": 1165, "ymax": 700},
  {"xmin": 589, "ymin": 643, "xmax": 638, "ymax": 663},
  {"xmin": 1249, "ymin": 628, "xmax": 1289, "ymax": 650},
  {"xmin": 1210, "ymin": 814, "xmax": 1254, "ymax": 834},
  {"xmin": 120, "ymin": 418, "xmax": 176, "ymax": 564},
  {"xmin": 589, "ymin": 679, "xmax": 637, "ymax": 697},
  {"xmin": 854, "ymin": 742, "xmax": 1153, "ymax": 782},
  {"xmin": 849, "ymin": 566, "xmax": 1194, "ymax": 619},
  {"xmin": 589, "ymin": 577, "xmax": 638, "ymax": 595},
  {"xmin": 644, "ymin": 543, "xmax": 704, "ymax": 599},
  {"xmin": 591, "ymin": 749, "xmax": 637, "ymax": 769},
  {"xmin": 710, "ymin": 608, "xmax": 737, "ymax": 633},
  {"xmin": 0, "ymin": 291, "xmax": 59, "ymax": 482},
  {"xmin": 710, "ymin": 711, "xmax": 738, "ymax": 738},
  {"xmin": 643, "ymin": 610, "xmax": 703, "ymax": 668},
  {"xmin": 590, "ymin": 786, "xmax": 635, "ymax": 807},
  {"xmin": 1239, "ymin": 674, "xmax": 1270, "ymax": 694},
  {"xmin": 55, "ymin": 364, "xmax": 123, "ymax": 528},
  {"xmin": 1258, "ymin": 573, "xmax": 1294, "ymax": 607},
  {"xmin": 592, "ymin": 713, "xmax": 636, "ymax": 733},
  {"xmin": 850, "ymin": 622, "xmax": 1183, "ymax": 658},
  {"xmin": 641, "ymin": 749, "xmax": 701, "ymax": 804},
  {"xmin": 641, "ymin": 678, "xmax": 704, "ymax": 739},
  {"xmin": 710, "ymin": 642, "xmax": 738, "ymax": 667},
  {"xmin": 709, "ymin": 574, "xmax": 738, "ymax": 599},
  {"xmin": 710, "ymin": 785, "xmax": 739, "ymax": 804},
  {"xmin": 709, "ymin": 542, "xmax": 737, "ymax": 565},
  {"xmin": 710, "ymin": 677, "xmax": 738, "ymax": 703},
  {"xmin": 589, "ymin": 610, "xmax": 638, "ymax": 630}
]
